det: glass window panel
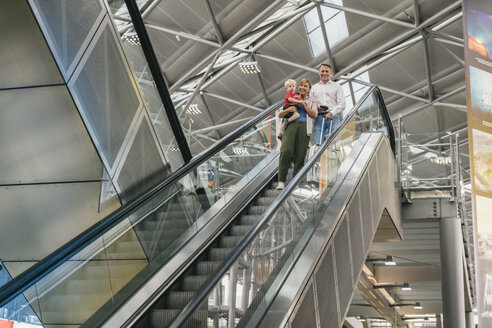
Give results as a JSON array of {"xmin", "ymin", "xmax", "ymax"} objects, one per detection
[
  {"xmin": 308, "ymin": 27, "xmax": 325, "ymax": 58},
  {"xmin": 304, "ymin": 8, "xmax": 320, "ymax": 33},
  {"xmin": 321, "ymin": 4, "xmax": 339, "ymax": 21},
  {"xmin": 325, "ymin": 12, "xmax": 349, "ymax": 46}
]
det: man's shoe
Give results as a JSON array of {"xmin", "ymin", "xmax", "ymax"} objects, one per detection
[{"xmin": 276, "ymin": 182, "xmax": 285, "ymax": 190}]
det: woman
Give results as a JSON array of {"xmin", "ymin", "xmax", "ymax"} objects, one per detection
[{"xmin": 277, "ymin": 78, "xmax": 317, "ymax": 190}]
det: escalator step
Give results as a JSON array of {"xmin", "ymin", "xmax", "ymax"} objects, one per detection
[
  {"xmin": 247, "ymin": 205, "xmax": 269, "ymax": 215},
  {"xmin": 255, "ymin": 196, "xmax": 277, "ymax": 205},
  {"xmin": 151, "ymin": 309, "xmax": 207, "ymax": 328},
  {"xmin": 182, "ymin": 275, "xmax": 208, "ymax": 291},
  {"xmin": 209, "ymin": 248, "xmax": 233, "ymax": 261},
  {"xmin": 166, "ymin": 291, "xmax": 195, "ymax": 308},
  {"xmin": 239, "ymin": 215, "xmax": 259, "ymax": 226},
  {"xmin": 195, "ymin": 261, "xmax": 222, "ymax": 275},
  {"xmin": 263, "ymin": 189, "xmax": 282, "ymax": 197},
  {"xmin": 219, "ymin": 236, "xmax": 243, "ymax": 248},
  {"xmin": 229, "ymin": 225, "xmax": 253, "ymax": 236}
]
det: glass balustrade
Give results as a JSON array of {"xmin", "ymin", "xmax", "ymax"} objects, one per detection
[
  {"xmin": 0, "ymin": 110, "xmax": 279, "ymax": 327},
  {"xmin": 174, "ymin": 87, "xmax": 393, "ymax": 328}
]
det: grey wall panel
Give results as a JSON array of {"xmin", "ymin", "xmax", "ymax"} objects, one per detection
[
  {"xmin": 368, "ymin": 160, "xmax": 380, "ymax": 229},
  {"xmin": 29, "ymin": 0, "xmax": 105, "ymax": 79},
  {"xmin": 70, "ymin": 18, "xmax": 142, "ymax": 172},
  {"xmin": 0, "ymin": 86, "xmax": 102, "ymax": 184},
  {"xmin": 0, "ymin": 0, "xmax": 63, "ymax": 89},
  {"xmin": 0, "ymin": 182, "xmax": 120, "ymax": 262},
  {"xmin": 315, "ymin": 246, "xmax": 340, "ymax": 328},
  {"xmin": 347, "ymin": 193, "xmax": 365, "ymax": 285},
  {"xmin": 359, "ymin": 174, "xmax": 374, "ymax": 248},
  {"xmin": 290, "ymin": 284, "xmax": 317, "ymax": 328},
  {"xmin": 333, "ymin": 217, "xmax": 353, "ymax": 314},
  {"xmin": 114, "ymin": 115, "xmax": 169, "ymax": 202}
]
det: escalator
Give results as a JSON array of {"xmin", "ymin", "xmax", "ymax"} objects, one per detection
[
  {"xmin": 100, "ymin": 86, "xmax": 399, "ymax": 328},
  {"xmin": 0, "ymin": 86, "xmax": 399, "ymax": 328},
  {"xmin": 0, "ymin": 99, "xmax": 283, "ymax": 327}
]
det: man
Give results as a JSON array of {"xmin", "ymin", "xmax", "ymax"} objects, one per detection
[{"xmin": 310, "ymin": 63, "xmax": 346, "ymax": 145}]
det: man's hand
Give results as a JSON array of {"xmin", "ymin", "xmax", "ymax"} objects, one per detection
[{"xmin": 324, "ymin": 112, "xmax": 333, "ymax": 120}]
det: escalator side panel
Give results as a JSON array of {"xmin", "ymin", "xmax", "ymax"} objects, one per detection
[{"xmin": 259, "ymin": 133, "xmax": 402, "ymax": 328}]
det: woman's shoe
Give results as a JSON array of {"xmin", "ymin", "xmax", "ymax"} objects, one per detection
[{"xmin": 276, "ymin": 182, "xmax": 285, "ymax": 190}]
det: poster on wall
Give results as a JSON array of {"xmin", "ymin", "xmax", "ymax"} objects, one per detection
[{"xmin": 463, "ymin": 0, "xmax": 492, "ymax": 325}]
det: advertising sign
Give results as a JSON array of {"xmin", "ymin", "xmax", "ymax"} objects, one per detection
[{"xmin": 463, "ymin": 0, "xmax": 492, "ymax": 324}]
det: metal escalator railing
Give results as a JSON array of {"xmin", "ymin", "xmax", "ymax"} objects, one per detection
[
  {"xmin": 0, "ymin": 99, "xmax": 283, "ymax": 327},
  {"xmin": 168, "ymin": 85, "xmax": 395, "ymax": 328}
]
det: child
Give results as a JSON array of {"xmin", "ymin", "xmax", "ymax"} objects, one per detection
[{"xmin": 278, "ymin": 79, "xmax": 304, "ymax": 140}]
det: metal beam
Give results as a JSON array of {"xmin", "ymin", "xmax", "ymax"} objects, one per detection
[
  {"xmin": 315, "ymin": 2, "xmax": 336, "ymax": 73},
  {"xmin": 395, "ymin": 84, "xmax": 466, "ymax": 120},
  {"xmin": 160, "ymin": 0, "xmax": 243, "ymax": 68},
  {"xmin": 199, "ymin": 93, "xmax": 221, "ymax": 139},
  {"xmin": 169, "ymin": 0, "xmax": 285, "ymax": 92},
  {"xmin": 250, "ymin": 3, "xmax": 315, "ymax": 52},
  {"xmin": 201, "ymin": 91, "xmax": 264, "ymax": 112},
  {"xmin": 200, "ymin": 55, "xmax": 247, "ymax": 90},
  {"xmin": 349, "ymin": 78, "xmax": 428, "ymax": 103},
  {"xmin": 434, "ymin": 102, "xmax": 467, "ymax": 112},
  {"xmin": 145, "ymin": 23, "xmax": 223, "ymax": 49},
  {"xmin": 334, "ymin": 0, "xmax": 462, "ymax": 79},
  {"xmin": 357, "ymin": 267, "xmax": 407, "ymax": 327},
  {"xmin": 255, "ymin": 53, "xmax": 318, "ymax": 73},
  {"xmin": 192, "ymin": 117, "xmax": 252, "ymax": 134},
  {"xmin": 427, "ymin": 30, "xmax": 464, "ymax": 45},
  {"xmin": 204, "ymin": 0, "xmax": 224, "ymax": 44},
  {"xmin": 319, "ymin": 1, "xmax": 416, "ymax": 29},
  {"xmin": 434, "ymin": 40, "xmax": 465, "ymax": 66},
  {"xmin": 432, "ymin": 36, "xmax": 464, "ymax": 48},
  {"xmin": 252, "ymin": 54, "xmax": 271, "ymax": 106},
  {"xmin": 182, "ymin": 52, "xmax": 221, "ymax": 118},
  {"xmin": 412, "ymin": 0, "xmax": 420, "ymax": 26}
]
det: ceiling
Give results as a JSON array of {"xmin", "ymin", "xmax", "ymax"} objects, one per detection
[{"xmin": 113, "ymin": 0, "xmax": 469, "ymax": 326}]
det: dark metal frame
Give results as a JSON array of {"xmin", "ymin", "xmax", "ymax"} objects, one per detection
[
  {"xmin": 124, "ymin": 0, "xmax": 192, "ymax": 163},
  {"xmin": 0, "ymin": 99, "xmax": 282, "ymax": 308}
]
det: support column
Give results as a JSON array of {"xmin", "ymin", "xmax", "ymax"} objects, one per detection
[
  {"xmin": 440, "ymin": 216, "xmax": 466, "ymax": 327},
  {"xmin": 465, "ymin": 311, "xmax": 475, "ymax": 328}
]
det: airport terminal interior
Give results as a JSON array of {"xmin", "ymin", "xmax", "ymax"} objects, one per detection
[{"xmin": 0, "ymin": 0, "xmax": 484, "ymax": 327}]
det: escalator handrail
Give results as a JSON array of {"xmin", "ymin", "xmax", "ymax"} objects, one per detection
[
  {"xmin": 169, "ymin": 85, "xmax": 395, "ymax": 328},
  {"xmin": 0, "ymin": 99, "xmax": 283, "ymax": 308}
]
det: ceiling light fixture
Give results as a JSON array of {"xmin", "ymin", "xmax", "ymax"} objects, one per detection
[
  {"xmin": 186, "ymin": 104, "xmax": 201, "ymax": 115},
  {"xmin": 239, "ymin": 61, "xmax": 261, "ymax": 74},
  {"xmin": 384, "ymin": 255, "xmax": 396, "ymax": 266},
  {"xmin": 123, "ymin": 32, "xmax": 140, "ymax": 46},
  {"xmin": 233, "ymin": 146, "xmax": 249, "ymax": 156},
  {"xmin": 169, "ymin": 145, "xmax": 180, "ymax": 152},
  {"xmin": 430, "ymin": 155, "xmax": 451, "ymax": 165},
  {"xmin": 367, "ymin": 255, "xmax": 396, "ymax": 266},
  {"xmin": 373, "ymin": 282, "xmax": 411, "ymax": 291},
  {"xmin": 390, "ymin": 302, "xmax": 423, "ymax": 309}
]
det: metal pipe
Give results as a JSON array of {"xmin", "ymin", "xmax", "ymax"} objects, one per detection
[
  {"xmin": 319, "ymin": 1, "xmax": 416, "ymax": 29},
  {"xmin": 201, "ymin": 91, "xmax": 264, "ymax": 112},
  {"xmin": 315, "ymin": 2, "xmax": 336, "ymax": 73}
]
